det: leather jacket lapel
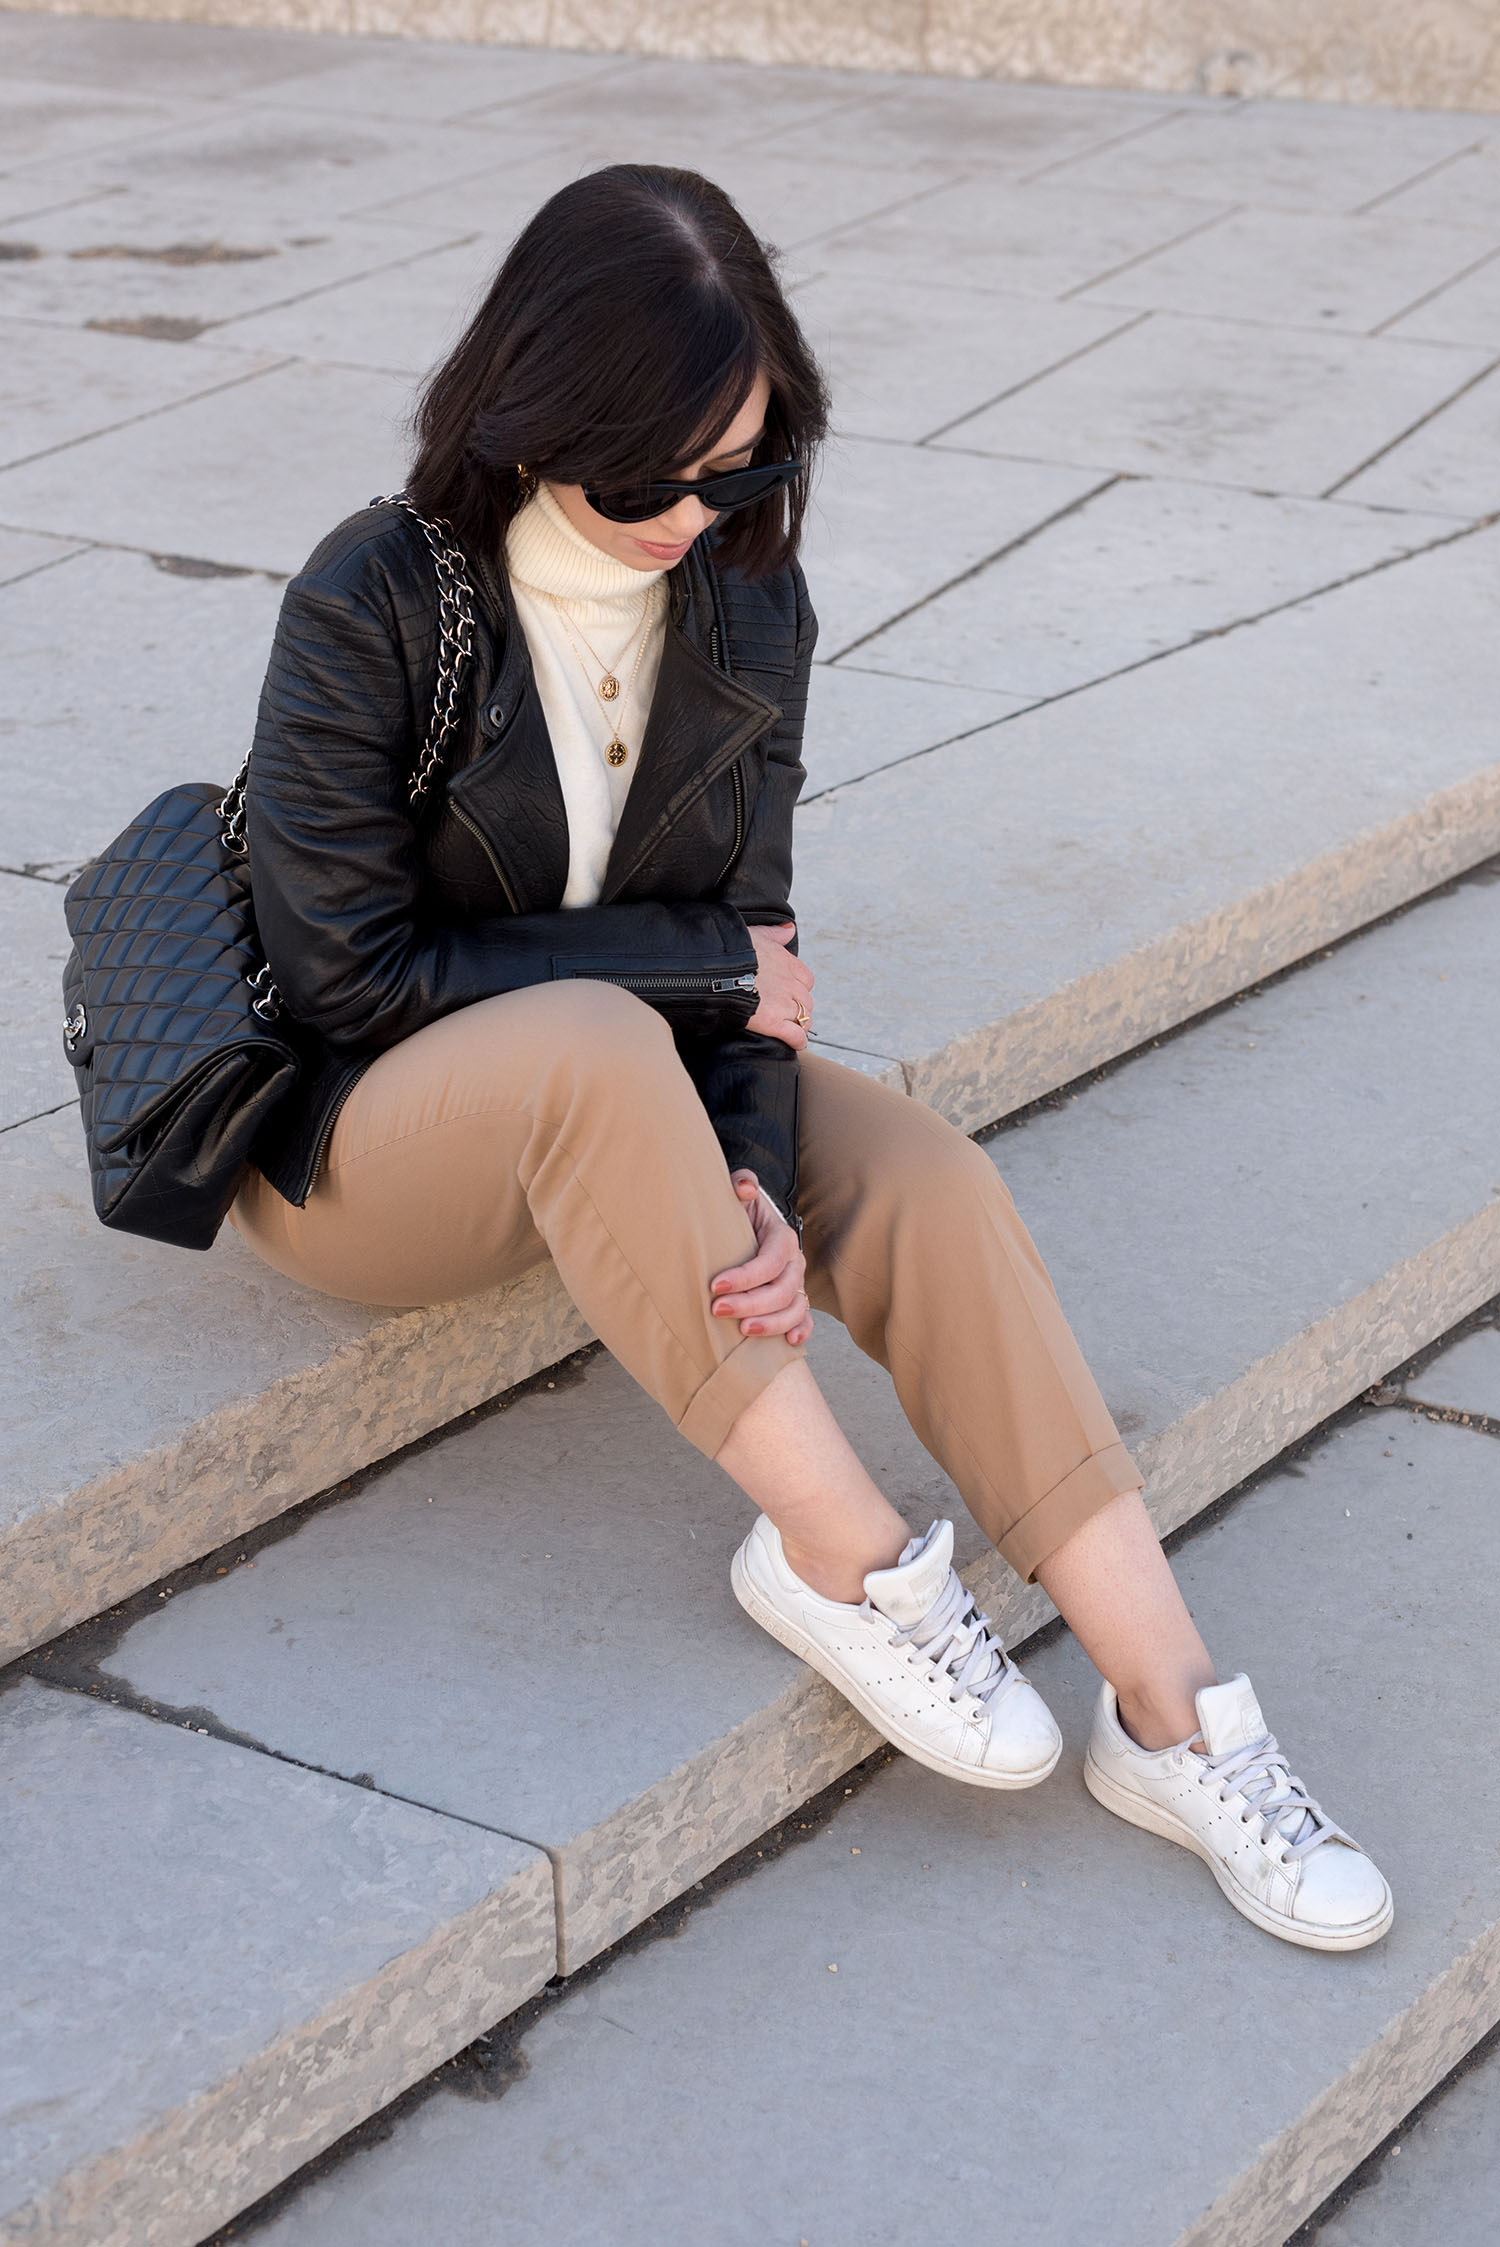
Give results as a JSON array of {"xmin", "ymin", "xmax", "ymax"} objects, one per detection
[
  {"xmin": 599, "ymin": 599, "xmax": 778, "ymax": 904},
  {"xmin": 443, "ymin": 556, "xmax": 571, "ymax": 914}
]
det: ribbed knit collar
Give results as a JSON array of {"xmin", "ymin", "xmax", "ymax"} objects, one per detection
[{"xmin": 506, "ymin": 484, "xmax": 668, "ymax": 607}]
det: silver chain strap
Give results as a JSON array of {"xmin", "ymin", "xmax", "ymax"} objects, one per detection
[{"xmin": 209, "ymin": 492, "xmax": 477, "ymax": 1027}]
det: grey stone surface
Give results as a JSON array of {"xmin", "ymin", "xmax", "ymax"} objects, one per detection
[
  {"xmin": 1374, "ymin": 139, "xmax": 1500, "ymax": 232},
  {"xmin": 0, "ymin": 195, "xmax": 470, "ymax": 337},
  {"xmin": 801, "ymin": 664, "xmax": 1022, "ymax": 798},
  {"xmin": 1405, "ymin": 1326, "xmax": 1500, "ymax": 1418},
  {"xmin": 1388, "ymin": 249, "xmax": 1500, "ymax": 347},
  {"xmin": 0, "ymin": 524, "xmax": 83, "ymax": 590},
  {"xmin": 790, "ymin": 267, "xmax": 1137, "ymax": 444},
  {"xmin": 259, "ymin": 39, "xmax": 622, "ymax": 121},
  {"xmin": 230, "ymin": 1413, "xmax": 1500, "ymax": 2247},
  {"xmin": 101, "ymin": 865, "xmax": 1500, "ymax": 1969},
  {"xmin": 1338, "ymin": 364, "xmax": 1500, "ymax": 518},
  {"xmin": 0, "ymin": 1678, "xmax": 555, "ymax": 2247},
  {"xmin": 814, "ymin": 175, "xmax": 1230, "ymax": 303},
  {"xmin": 0, "ymin": 544, "xmax": 287, "ymax": 878},
  {"xmin": 803, "ymin": 436, "xmax": 1106, "ymax": 659},
  {"xmin": 0, "ymin": 870, "xmax": 72, "ymax": 1129},
  {"xmin": 203, "ymin": 228, "xmax": 497, "ymax": 377},
  {"xmin": 0, "ymin": 1108, "xmax": 590, "ymax": 1665},
  {"xmin": 0, "ymin": 72, "xmax": 204, "ymax": 167},
  {"xmin": 1305, "ymin": 2034, "xmax": 1500, "ymax": 2244},
  {"xmin": 0, "ymin": 11, "xmax": 353, "ymax": 97},
  {"xmin": 0, "ymin": 313, "xmax": 278, "ymax": 473},
  {"xmin": 797, "ymin": 524, "xmax": 1500, "ymax": 1123},
  {"xmin": 754, "ymin": 76, "xmax": 1180, "ymax": 180},
  {"xmin": 1080, "ymin": 207, "xmax": 1500, "ymax": 336},
  {"xmin": 844, "ymin": 476, "xmax": 1456, "ymax": 699},
  {"xmin": 935, "ymin": 311, "xmax": 1494, "ymax": 496},
  {"xmin": 0, "ymin": 355, "xmax": 412, "ymax": 572},
  {"xmin": 1048, "ymin": 98, "xmax": 1490, "ymax": 215}
]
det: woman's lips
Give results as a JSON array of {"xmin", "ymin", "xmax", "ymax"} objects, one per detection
[{"xmin": 632, "ymin": 535, "xmax": 695, "ymax": 562}]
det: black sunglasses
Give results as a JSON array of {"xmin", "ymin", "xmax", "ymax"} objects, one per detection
[{"xmin": 583, "ymin": 458, "xmax": 802, "ymax": 524}]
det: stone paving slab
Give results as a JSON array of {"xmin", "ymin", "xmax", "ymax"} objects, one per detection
[
  {"xmin": 751, "ymin": 75, "xmax": 1180, "ymax": 179},
  {"xmin": 790, "ymin": 268, "xmax": 1136, "ymax": 445},
  {"xmin": 844, "ymin": 477, "xmax": 1456, "ymax": 699},
  {"xmin": 1339, "ymin": 364, "xmax": 1500, "ymax": 518},
  {"xmin": 1388, "ymin": 251, "xmax": 1500, "ymax": 348},
  {"xmin": 935, "ymin": 311, "xmax": 1494, "ymax": 496},
  {"xmin": 814, "ymin": 175, "xmax": 1230, "ymax": 303},
  {"xmin": 0, "ymin": 314, "xmax": 280, "ymax": 473},
  {"xmin": 1403, "ymin": 1326, "xmax": 1500, "ymax": 1419},
  {"xmin": 0, "ymin": 10, "xmax": 353, "ymax": 98},
  {"xmin": 1080, "ymin": 207, "xmax": 1500, "ymax": 336},
  {"xmin": 1045, "ymin": 98, "xmax": 1492, "ymax": 215},
  {"xmin": 800, "ymin": 664, "xmax": 1022, "ymax": 797},
  {"xmin": 0, "ymin": 197, "xmax": 473, "ymax": 337},
  {"xmin": 0, "ymin": 524, "xmax": 81, "ymax": 590},
  {"xmin": 0, "ymin": 1677, "xmax": 555, "ymax": 2247},
  {"xmin": 231, "ymin": 1410, "xmax": 1500, "ymax": 2247},
  {"xmin": 1306, "ymin": 2034, "xmax": 1500, "ymax": 2243},
  {"xmin": 0, "ymin": 544, "xmax": 287, "ymax": 881},
  {"xmin": 0, "ymin": 354, "xmax": 411, "ymax": 571},
  {"xmin": 1373, "ymin": 140, "xmax": 1500, "ymax": 233},
  {"xmin": 797, "ymin": 524, "xmax": 1500, "ymax": 1124},
  {"xmin": 0, "ymin": 869, "xmax": 70, "ymax": 1130},
  {"xmin": 98, "ymin": 866, "xmax": 1500, "ymax": 1969},
  {"xmin": 0, "ymin": 73, "xmax": 207, "ymax": 168},
  {"xmin": 257, "ymin": 39, "xmax": 624, "ymax": 121}
]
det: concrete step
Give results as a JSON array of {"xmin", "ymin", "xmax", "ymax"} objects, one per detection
[
  {"xmin": 6, "ymin": 520, "xmax": 1499, "ymax": 1664},
  {"xmin": 0, "ymin": 1678, "xmax": 555, "ymax": 2247},
  {"xmin": 68, "ymin": 862, "xmax": 1500, "ymax": 1985},
  {"xmin": 1298, "ymin": 2026, "xmax": 1500, "ymax": 2245},
  {"xmin": 159, "ymin": 1355, "xmax": 1500, "ymax": 2247}
]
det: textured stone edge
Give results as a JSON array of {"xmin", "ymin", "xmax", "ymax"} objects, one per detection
[
  {"xmin": 0, "ymin": 1259, "xmax": 591, "ymax": 1667},
  {"xmin": 6, "ymin": 0, "xmax": 1500, "ymax": 110},
  {"xmin": 911, "ymin": 767, "xmax": 1500, "ymax": 1138},
  {"xmin": 1175, "ymin": 1916, "xmax": 1500, "ymax": 2247},
  {"xmin": 7, "ymin": 1841, "xmax": 558, "ymax": 2247},
  {"xmin": 550, "ymin": 1195, "xmax": 1500, "ymax": 1970}
]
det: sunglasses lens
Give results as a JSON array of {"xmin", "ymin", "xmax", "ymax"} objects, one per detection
[{"xmin": 586, "ymin": 460, "xmax": 801, "ymax": 524}]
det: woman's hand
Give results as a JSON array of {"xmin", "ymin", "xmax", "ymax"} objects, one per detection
[
  {"xmin": 710, "ymin": 1169, "xmax": 812, "ymax": 1346},
  {"xmin": 746, "ymin": 923, "xmax": 814, "ymax": 1051}
]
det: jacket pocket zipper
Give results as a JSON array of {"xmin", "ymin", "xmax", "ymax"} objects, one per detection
[
  {"xmin": 580, "ymin": 970, "xmax": 757, "ymax": 997},
  {"xmin": 450, "ymin": 801, "xmax": 522, "ymax": 915}
]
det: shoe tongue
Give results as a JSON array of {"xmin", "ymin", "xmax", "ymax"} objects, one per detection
[
  {"xmin": 864, "ymin": 1521, "xmax": 954, "ymax": 1627},
  {"xmin": 1195, "ymin": 1675, "xmax": 1269, "ymax": 1756}
]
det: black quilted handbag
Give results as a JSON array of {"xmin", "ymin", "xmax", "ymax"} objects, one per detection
[{"xmin": 60, "ymin": 495, "xmax": 476, "ymax": 1251}]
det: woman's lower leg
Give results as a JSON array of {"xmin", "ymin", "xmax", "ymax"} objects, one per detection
[
  {"xmin": 1035, "ymin": 1489, "xmax": 1217, "ymax": 1749},
  {"xmin": 715, "ymin": 1360, "xmax": 910, "ymax": 1602}
]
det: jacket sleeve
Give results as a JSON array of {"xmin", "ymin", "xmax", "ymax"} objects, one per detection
[
  {"xmin": 679, "ymin": 560, "xmax": 816, "ymax": 1225},
  {"xmin": 247, "ymin": 565, "xmax": 758, "ymax": 1057}
]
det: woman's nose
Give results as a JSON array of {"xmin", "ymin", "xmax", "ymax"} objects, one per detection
[{"xmin": 657, "ymin": 494, "xmax": 719, "ymax": 538}]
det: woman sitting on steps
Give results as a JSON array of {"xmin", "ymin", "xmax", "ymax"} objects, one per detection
[{"xmin": 232, "ymin": 163, "xmax": 1391, "ymax": 1954}]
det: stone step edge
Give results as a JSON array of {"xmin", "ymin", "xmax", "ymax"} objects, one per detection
[
  {"xmin": 536, "ymin": 1200, "xmax": 1500, "ymax": 1973},
  {"xmin": 1181, "ymin": 1920, "xmax": 1500, "ymax": 2247},
  {"xmin": 7, "ymin": 782, "xmax": 1496, "ymax": 1665},
  {"xmin": 914, "ymin": 768, "xmax": 1500, "ymax": 1136}
]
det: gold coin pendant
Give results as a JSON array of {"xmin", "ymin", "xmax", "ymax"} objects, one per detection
[
  {"xmin": 606, "ymin": 740, "xmax": 628, "ymax": 768},
  {"xmin": 599, "ymin": 674, "xmax": 620, "ymax": 703}
]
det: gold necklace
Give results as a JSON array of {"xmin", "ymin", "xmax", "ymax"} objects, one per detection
[
  {"xmin": 551, "ymin": 589, "xmax": 658, "ymax": 767},
  {"xmin": 539, "ymin": 585, "xmax": 652, "ymax": 705}
]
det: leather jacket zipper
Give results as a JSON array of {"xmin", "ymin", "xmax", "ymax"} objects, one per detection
[
  {"xmin": 586, "ymin": 970, "xmax": 757, "ymax": 996},
  {"xmin": 451, "ymin": 800, "xmax": 522, "ymax": 915},
  {"xmin": 710, "ymin": 603, "xmax": 747, "ymax": 880}
]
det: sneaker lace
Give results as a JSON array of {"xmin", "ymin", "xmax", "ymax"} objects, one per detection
[
  {"xmin": 880, "ymin": 1571, "xmax": 1018, "ymax": 1707},
  {"xmin": 1197, "ymin": 1734, "xmax": 1347, "ymax": 1861}
]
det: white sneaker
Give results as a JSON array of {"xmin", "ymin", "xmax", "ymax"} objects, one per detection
[
  {"xmin": 1084, "ymin": 1674, "xmax": 1394, "ymax": 1951},
  {"xmin": 731, "ymin": 1516, "xmax": 1062, "ymax": 1788}
]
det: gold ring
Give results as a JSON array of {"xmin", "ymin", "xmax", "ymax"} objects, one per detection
[{"xmin": 794, "ymin": 1003, "xmax": 811, "ymax": 1028}]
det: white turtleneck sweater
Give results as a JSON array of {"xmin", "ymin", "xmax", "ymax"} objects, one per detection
[{"xmin": 505, "ymin": 486, "xmax": 669, "ymax": 910}]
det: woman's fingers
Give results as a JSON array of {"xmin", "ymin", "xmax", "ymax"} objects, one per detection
[
  {"xmin": 712, "ymin": 1238, "xmax": 792, "ymax": 1297},
  {"xmin": 735, "ymin": 1290, "xmax": 810, "ymax": 1339},
  {"xmin": 713, "ymin": 1272, "xmax": 803, "ymax": 1320}
]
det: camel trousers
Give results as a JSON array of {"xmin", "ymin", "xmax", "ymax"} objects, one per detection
[{"xmin": 232, "ymin": 981, "xmax": 1140, "ymax": 1581}]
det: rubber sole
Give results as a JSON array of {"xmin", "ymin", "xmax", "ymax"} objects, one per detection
[
  {"xmin": 1083, "ymin": 1751, "xmax": 1395, "ymax": 1952},
  {"xmin": 731, "ymin": 1541, "xmax": 1061, "ymax": 1792}
]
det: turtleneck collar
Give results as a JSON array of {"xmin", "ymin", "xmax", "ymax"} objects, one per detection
[{"xmin": 506, "ymin": 483, "xmax": 668, "ymax": 607}]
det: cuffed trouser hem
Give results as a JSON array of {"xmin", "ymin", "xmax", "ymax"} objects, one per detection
[
  {"xmin": 996, "ymin": 1441, "xmax": 1144, "ymax": 1584},
  {"xmin": 677, "ymin": 1331, "xmax": 804, "ymax": 1458}
]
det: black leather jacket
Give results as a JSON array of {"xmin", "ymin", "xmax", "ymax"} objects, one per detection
[{"xmin": 246, "ymin": 501, "xmax": 813, "ymax": 1222}]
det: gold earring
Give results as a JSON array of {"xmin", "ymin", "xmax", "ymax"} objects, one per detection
[{"xmin": 516, "ymin": 463, "xmax": 538, "ymax": 502}]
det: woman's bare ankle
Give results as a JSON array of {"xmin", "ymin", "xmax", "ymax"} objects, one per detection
[
  {"xmin": 1115, "ymin": 1675, "xmax": 1216, "ymax": 1754},
  {"xmin": 780, "ymin": 1530, "xmax": 906, "ymax": 1604}
]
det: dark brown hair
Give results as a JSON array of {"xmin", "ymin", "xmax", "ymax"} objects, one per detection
[{"xmin": 408, "ymin": 164, "xmax": 829, "ymax": 578}]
